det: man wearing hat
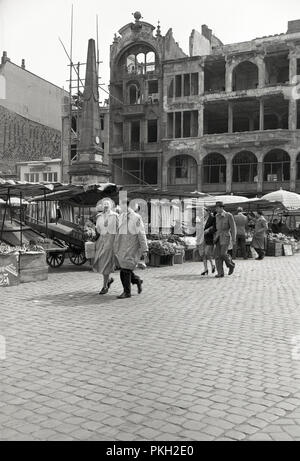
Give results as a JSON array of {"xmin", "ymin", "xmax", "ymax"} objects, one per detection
[{"xmin": 214, "ymin": 201, "xmax": 237, "ymax": 278}]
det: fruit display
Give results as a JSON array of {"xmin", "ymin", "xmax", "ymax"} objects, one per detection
[
  {"xmin": 148, "ymin": 240, "xmax": 176, "ymax": 256},
  {"xmin": 0, "ymin": 242, "xmax": 45, "ymax": 255}
]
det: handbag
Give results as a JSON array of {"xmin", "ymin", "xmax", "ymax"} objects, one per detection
[{"xmin": 85, "ymin": 241, "xmax": 96, "ymax": 259}]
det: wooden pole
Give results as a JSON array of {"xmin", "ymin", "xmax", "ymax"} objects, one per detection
[{"xmin": 20, "ymin": 191, "xmax": 23, "ymax": 247}]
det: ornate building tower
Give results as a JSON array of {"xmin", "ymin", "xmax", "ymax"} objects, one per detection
[
  {"xmin": 109, "ymin": 12, "xmax": 186, "ymax": 191},
  {"xmin": 69, "ymin": 39, "xmax": 111, "ymax": 184}
]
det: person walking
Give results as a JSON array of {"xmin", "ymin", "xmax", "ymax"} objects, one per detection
[
  {"xmin": 252, "ymin": 210, "xmax": 268, "ymax": 260},
  {"xmin": 214, "ymin": 201, "xmax": 237, "ymax": 278},
  {"xmin": 196, "ymin": 208, "xmax": 216, "ymax": 276},
  {"xmin": 93, "ymin": 200, "xmax": 118, "ymax": 295},
  {"xmin": 233, "ymin": 207, "xmax": 248, "ymax": 259},
  {"xmin": 114, "ymin": 200, "xmax": 148, "ymax": 299}
]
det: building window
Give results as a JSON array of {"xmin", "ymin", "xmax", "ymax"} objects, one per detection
[
  {"xmin": 125, "ymin": 50, "xmax": 156, "ymax": 75},
  {"xmin": 26, "ymin": 173, "xmax": 40, "ymax": 183},
  {"xmin": 100, "ymin": 117, "xmax": 104, "ymax": 130},
  {"xmin": 297, "ymin": 153, "xmax": 300, "ymax": 180},
  {"xmin": 71, "ymin": 144, "xmax": 77, "ymax": 161},
  {"xmin": 168, "ymin": 155, "xmax": 197, "ymax": 185},
  {"xmin": 167, "ymin": 111, "xmax": 198, "ymax": 138},
  {"xmin": 147, "ymin": 120, "xmax": 158, "ymax": 143},
  {"xmin": 203, "ymin": 153, "xmax": 226, "ymax": 184},
  {"xmin": 131, "ymin": 121, "xmax": 140, "ymax": 150},
  {"xmin": 112, "ymin": 157, "xmax": 158, "ymax": 185},
  {"xmin": 233, "ymin": 151, "xmax": 258, "ymax": 182},
  {"xmin": 263, "ymin": 149, "xmax": 290, "ymax": 182},
  {"xmin": 168, "ymin": 73, "xmax": 199, "ymax": 98},
  {"xmin": 232, "ymin": 61, "xmax": 259, "ymax": 91},
  {"xmin": 128, "ymin": 83, "xmax": 141, "ymax": 104},
  {"xmin": 148, "ymin": 80, "xmax": 158, "ymax": 95},
  {"xmin": 43, "ymin": 172, "xmax": 58, "ymax": 182}
]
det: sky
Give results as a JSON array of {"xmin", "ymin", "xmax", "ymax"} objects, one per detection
[{"xmin": 1, "ymin": 0, "xmax": 300, "ymax": 101}]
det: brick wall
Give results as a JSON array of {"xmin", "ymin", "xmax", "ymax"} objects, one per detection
[{"xmin": 0, "ymin": 105, "xmax": 61, "ymax": 174}]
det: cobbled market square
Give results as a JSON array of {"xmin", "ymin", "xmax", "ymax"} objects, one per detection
[{"xmin": 2, "ymin": 0, "xmax": 300, "ymax": 445}]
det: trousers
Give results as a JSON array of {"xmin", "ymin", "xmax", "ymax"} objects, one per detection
[
  {"xmin": 120, "ymin": 269, "xmax": 141, "ymax": 295},
  {"xmin": 233, "ymin": 235, "xmax": 247, "ymax": 259},
  {"xmin": 215, "ymin": 241, "xmax": 235, "ymax": 276}
]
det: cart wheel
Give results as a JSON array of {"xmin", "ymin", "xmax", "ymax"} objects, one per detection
[
  {"xmin": 46, "ymin": 252, "xmax": 65, "ymax": 268},
  {"xmin": 69, "ymin": 247, "xmax": 87, "ymax": 266}
]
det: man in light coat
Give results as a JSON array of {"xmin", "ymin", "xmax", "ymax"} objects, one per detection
[
  {"xmin": 214, "ymin": 201, "xmax": 237, "ymax": 278},
  {"xmin": 114, "ymin": 200, "xmax": 148, "ymax": 299}
]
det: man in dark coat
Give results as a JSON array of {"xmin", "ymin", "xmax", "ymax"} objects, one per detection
[{"xmin": 214, "ymin": 201, "xmax": 237, "ymax": 278}]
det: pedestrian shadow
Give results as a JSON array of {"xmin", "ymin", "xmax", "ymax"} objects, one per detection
[
  {"xmin": 155, "ymin": 274, "xmax": 215, "ymax": 281},
  {"xmin": 27, "ymin": 291, "xmax": 118, "ymax": 308}
]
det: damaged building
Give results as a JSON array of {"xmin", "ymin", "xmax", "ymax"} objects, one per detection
[{"xmin": 109, "ymin": 13, "xmax": 300, "ymax": 196}]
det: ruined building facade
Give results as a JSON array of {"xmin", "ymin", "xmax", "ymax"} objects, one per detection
[
  {"xmin": 0, "ymin": 51, "xmax": 69, "ymax": 179},
  {"xmin": 109, "ymin": 14, "xmax": 300, "ymax": 196}
]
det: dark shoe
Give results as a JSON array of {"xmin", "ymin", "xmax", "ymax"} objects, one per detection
[
  {"xmin": 215, "ymin": 275, "xmax": 224, "ymax": 278},
  {"xmin": 201, "ymin": 270, "xmax": 209, "ymax": 276},
  {"xmin": 117, "ymin": 292, "xmax": 131, "ymax": 299},
  {"xmin": 255, "ymin": 257, "xmax": 263, "ymax": 261},
  {"xmin": 136, "ymin": 279, "xmax": 143, "ymax": 294},
  {"xmin": 99, "ymin": 287, "xmax": 108, "ymax": 295},
  {"xmin": 212, "ymin": 266, "xmax": 216, "ymax": 274},
  {"xmin": 228, "ymin": 265, "xmax": 235, "ymax": 276},
  {"xmin": 107, "ymin": 278, "xmax": 114, "ymax": 289}
]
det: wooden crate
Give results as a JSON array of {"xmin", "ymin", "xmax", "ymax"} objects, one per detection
[
  {"xmin": 0, "ymin": 253, "xmax": 20, "ymax": 287},
  {"xmin": 266, "ymin": 242, "xmax": 283, "ymax": 257},
  {"xmin": 174, "ymin": 253, "xmax": 184, "ymax": 264},
  {"xmin": 19, "ymin": 252, "xmax": 48, "ymax": 284},
  {"xmin": 149, "ymin": 254, "xmax": 174, "ymax": 267}
]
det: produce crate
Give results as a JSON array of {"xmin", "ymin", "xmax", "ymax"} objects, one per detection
[
  {"xmin": 149, "ymin": 254, "xmax": 174, "ymax": 267},
  {"xmin": 0, "ymin": 253, "xmax": 20, "ymax": 287},
  {"xmin": 184, "ymin": 249, "xmax": 194, "ymax": 261},
  {"xmin": 19, "ymin": 252, "xmax": 48, "ymax": 283},
  {"xmin": 174, "ymin": 253, "xmax": 184, "ymax": 264},
  {"xmin": 266, "ymin": 242, "xmax": 283, "ymax": 257}
]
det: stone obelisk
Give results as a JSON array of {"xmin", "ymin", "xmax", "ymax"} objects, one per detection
[{"xmin": 69, "ymin": 39, "xmax": 111, "ymax": 184}]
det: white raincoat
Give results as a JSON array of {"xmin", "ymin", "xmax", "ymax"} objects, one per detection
[{"xmin": 114, "ymin": 209, "xmax": 148, "ymax": 270}]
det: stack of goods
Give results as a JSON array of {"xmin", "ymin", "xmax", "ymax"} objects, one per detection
[
  {"xmin": 84, "ymin": 221, "xmax": 97, "ymax": 242},
  {"xmin": 0, "ymin": 242, "xmax": 44, "ymax": 255},
  {"xmin": 267, "ymin": 233, "xmax": 297, "ymax": 256},
  {"xmin": 147, "ymin": 239, "xmax": 176, "ymax": 267},
  {"xmin": 166, "ymin": 235, "xmax": 186, "ymax": 264},
  {"xmin": 0, "ymin": 242, "xmax": 47, "ymax": 285}
]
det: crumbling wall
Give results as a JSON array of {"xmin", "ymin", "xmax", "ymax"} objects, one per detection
[
  {"xmin": 0, "ymin": 105, "xmax": 61, "ymax": 175},
  {"xmin": 164, "ymin": 29, "xmax": 187, "ymax": 60}
]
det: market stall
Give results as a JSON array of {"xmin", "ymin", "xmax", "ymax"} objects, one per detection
[{"xmin": 27, "ymin": 183, "xmax": 121, "ymax": 268}]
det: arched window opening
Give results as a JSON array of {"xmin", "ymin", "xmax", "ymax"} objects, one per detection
[
  {"xmin": 136, "ymin": 53, "xmax": 145, "ymax": 74},
  {"xmin": 264, "ymin": 149, "xmax": 290, "ymax": 182},
  {"xmin": 128, "ymin": 84, "xmax": 141, "ymax": 104},
  {"xmin": 146, "ymin": 51, "xmax": 155, "ymax": 73},
  {"xmin": 168, "ymin": 155, "xmax": 197, "ymax": 185},
  {"xmin": 233, "ymin": 61, "xmax": 259, "ymax": 91},
  {"xmin": 203, "ymin": 153, "xmax": 226, "ymax": 184},
  {"xmin": 233, "ymin": 151, "xmax": 258, "ymax": 182},
  {"xmin": 127, "ymin": 55, "xmax": 136, "ymax": 73}
]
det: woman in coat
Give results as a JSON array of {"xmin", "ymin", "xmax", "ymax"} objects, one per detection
[
  {"xmin": 196, "ymin": 208, "xmax": 216, "ymax": 276},
  {"xmin": 251, "ymin": 211, "xmax": 268, "ymax": 260},
  {"xmin": 114, "ymin": 200, "xmax": 148, "ymax": 299},
  {"xmin": 93, "ymin": 200, "xmax": 118, "ymax": 295}
]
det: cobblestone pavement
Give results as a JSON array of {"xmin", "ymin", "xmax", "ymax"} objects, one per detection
[{"xmin": 1, "ymin": 254, "xmax": 300, "ymax": 441}]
